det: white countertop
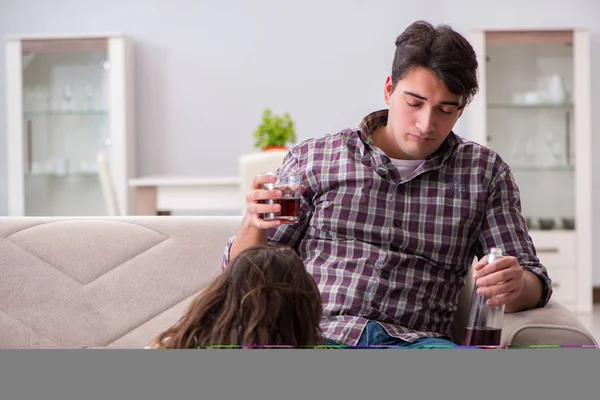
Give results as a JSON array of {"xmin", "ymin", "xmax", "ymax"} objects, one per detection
[{"xmin": 129, "ymin": 175, "xmax": 240, "ymax": 187}]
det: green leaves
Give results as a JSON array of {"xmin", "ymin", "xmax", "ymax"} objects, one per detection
[{"xmin": 253, "ymin": 108, "xmax": 297, "ymax": 149}]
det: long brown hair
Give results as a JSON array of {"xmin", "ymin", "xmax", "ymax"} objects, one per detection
[{"xmin": 150, "ymin": 245, "xmax": 323, "ymax": 348}]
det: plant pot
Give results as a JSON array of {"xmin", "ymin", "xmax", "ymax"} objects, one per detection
[{"xmin": 262, "ymin": 145, "xmax": 287, "ymax": 151}]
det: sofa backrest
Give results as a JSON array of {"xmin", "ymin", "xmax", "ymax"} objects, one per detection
[
  {"xmin": 0, "ymin": 216, "xmax": 473, "ymax": 348},
  {"xmin": 0, "ymin": 216, "xmax": 241, "ymax": 349}
]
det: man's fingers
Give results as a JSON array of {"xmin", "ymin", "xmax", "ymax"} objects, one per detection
[
  {"xmin": 249, "ymin": 214, "xmax": 281, "ymax": 230},
  {"xmin": 475, "ymin": 266, "xmax": 520, "ymax": 287},
  {"xmin": 246, "ymin": 189, "xmax": 282, "ymax": 202},
  {"xmin": 473, "ymin": 255, "xmax": 488, "ymax": 271},
  {"xmin": 251, "ymin": 173, "xmax": 278, "ymax": 189},
  {"xmin": 486, "ymin": 290, "xmax": 518, "ymax": 307},
  {"xmin": 473, "ymin": 256, "xmax": 517, "ymax": 278},
  {"xmin": 248, "ymin": 202, "xmax": 281, "ymax": 215},
  {"xmin": 476, "ymin": 280, "xmax": 515, "ymax": 297}
]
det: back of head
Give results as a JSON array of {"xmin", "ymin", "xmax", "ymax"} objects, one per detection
[
  {"xmin": 392, "ymin": 20, "xmax": 479, "ymax": 109},
  {"xmin": 153, "ymin": 245, "xmax": 323, "ymax": 348}
]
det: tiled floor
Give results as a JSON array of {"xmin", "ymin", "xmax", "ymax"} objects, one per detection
[{"xmin": 575, "ymin": 305, "xmax": 600, "ymax": 344}]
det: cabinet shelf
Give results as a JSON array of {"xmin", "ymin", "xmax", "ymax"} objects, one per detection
[
  {"xmin": 511, "ymin": 166, "xmax": 575, "ymax": 173},
  {"xmin": 23, "ymin": 110, "xmax": 109, "ymax": 117},
  {"xmin": 25, "ymin": 172, "xmax": 98, "ymax": 178},
  {"xmin": 487, "ymin": 102, "xmax": 573, "ymax": 110}
]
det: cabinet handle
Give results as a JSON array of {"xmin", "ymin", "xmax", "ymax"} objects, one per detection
[{"xmin": 537, "ymin": 247, "xmax": 559, "ymax": 254}]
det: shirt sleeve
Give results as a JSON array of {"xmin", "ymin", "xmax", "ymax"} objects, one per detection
[
  {"xmin": 476, "ymin": 164, "xmax": 553, "ymax": 308},
  {"xmin": 221, "ymin": 147, "xmax": 312, "ymax": 270}
]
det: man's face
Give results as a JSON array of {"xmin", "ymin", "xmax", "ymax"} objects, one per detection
[{"xmin": 384, "ymin": 66, "xmax": 464, "ymax": 160}]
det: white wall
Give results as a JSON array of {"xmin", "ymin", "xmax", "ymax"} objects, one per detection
[{"xmin": 1, "ymin": 0, "xmax": 599, "ymax": 283}]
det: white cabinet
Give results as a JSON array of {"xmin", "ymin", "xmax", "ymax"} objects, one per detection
[
  {"xmin": 4, "ymin": 34, "xmax": 135, "ymax": 216},
  {"xmin": 467, "ymin": 28, "xmax": 592, "ymax": 314}
]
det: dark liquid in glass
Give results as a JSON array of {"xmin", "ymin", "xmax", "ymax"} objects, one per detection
[
  {"xmin": 462, "ymin": 327, "xmax": 502, "ymax": 346},
  {"xmin": 262, "ymin": 198, "xmax": 299, "ymax": 222}
]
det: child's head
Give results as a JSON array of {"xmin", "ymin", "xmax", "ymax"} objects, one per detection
[{"xmin": 151, "ymin": 245, "xmax": 323, "ymax": 348}]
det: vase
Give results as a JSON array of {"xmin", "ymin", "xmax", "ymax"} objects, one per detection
[{"xmin": 262, "ymin": 145, "xmax": 287, "ymax": 151}]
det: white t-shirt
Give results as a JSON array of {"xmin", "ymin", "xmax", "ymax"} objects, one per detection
[{"xmin": 390, "ymin": 158, "xmax": 424, "ymax": 178}]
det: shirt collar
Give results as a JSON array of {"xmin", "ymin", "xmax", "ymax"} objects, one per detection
[{"xmin": 357, "ymin": 109, "xmax": 459, "ymax": 165}]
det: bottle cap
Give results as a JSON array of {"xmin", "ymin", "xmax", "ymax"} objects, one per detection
[{"xmin": 488, "ymin": 247, "xmax": 503, "ymax": 263}]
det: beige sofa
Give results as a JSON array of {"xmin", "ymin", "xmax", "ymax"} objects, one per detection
[{"xmin": 0, "ymin": 216, "xmax": 596, "ymax": 349}]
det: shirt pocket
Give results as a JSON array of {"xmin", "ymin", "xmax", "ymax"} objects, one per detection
[{"xmin": 416, "ymin": 180, "xmax": 485, "ymax": 244}]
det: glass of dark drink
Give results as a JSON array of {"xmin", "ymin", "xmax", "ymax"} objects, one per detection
[
  {"xmin": 260, "ymin": 172, "xmax": 301, "ymax": 223},
  {"xmin": 462, "ymin": 247, "xmax": 506, "ymax": 348}
]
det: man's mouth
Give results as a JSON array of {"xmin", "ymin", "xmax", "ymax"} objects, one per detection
[{"xmin": 409, "ymin": 134, "xmax": 433, "ymax": 143}]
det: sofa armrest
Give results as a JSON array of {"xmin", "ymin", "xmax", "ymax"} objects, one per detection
[{"xmin": 502, "ymin": 300, "xmax": 597, "ymax": 347}]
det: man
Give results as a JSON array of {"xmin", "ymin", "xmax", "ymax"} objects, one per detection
[{"xmin": 221, "ymin": 20, "xmax": 552, "ymax": 348}]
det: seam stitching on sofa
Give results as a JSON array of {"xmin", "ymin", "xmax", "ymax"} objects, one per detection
[
  {"xmin": 4, "ymin": 231, "xmax": 171, "ymax": 286},
  {"xmin": 0, "ymin": 308, "xmax": 60, "ymax": 347},
  {"xmin": 83, "ymin": 237, "xmax": 172, "ymax": 286},
  {"xmin": 104, "ymin": 290, "xmax": 206, "ymax": 347},
  {"xmin": 3, "ymin": 238, "xmax": 87, "ymax": 284},
  {"xmin": 103, "ymin": 219, "xmax": 169, "ymax": 238},
  {"xmin": 2, "ymin": 220, "xmax": 57, "ymax": 238},
  {"xmin": 5, "ymin": 219, "xmax": 169, "ymax": 241}
]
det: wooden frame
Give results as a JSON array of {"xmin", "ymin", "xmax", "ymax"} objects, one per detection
[
  {"xmin": 485, "ymin": 30, "xmax": 573, "ymax": 45},
  {"xmin": 21, "ymin": 38, "xmax": 108, "ymax": 54}
]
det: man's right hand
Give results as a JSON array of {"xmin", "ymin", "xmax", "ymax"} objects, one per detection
[{"xmin": 243, "ymin": 173, "xmax": 284, "ymax": 230}]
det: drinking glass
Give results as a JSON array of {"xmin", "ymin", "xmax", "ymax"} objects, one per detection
[{"xmin": 260, "ymin": 172, "xmax": 301, "ymax": 223}]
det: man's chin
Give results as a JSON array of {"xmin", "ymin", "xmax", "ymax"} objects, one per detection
[{"xmin": 402, "ymin": 146, "xmax": 429, "ymax": 160}]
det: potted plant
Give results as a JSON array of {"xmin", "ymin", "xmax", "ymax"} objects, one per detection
[{"xmin": 253, "ymin": 108, "xmax": 296, "ymax": 151}]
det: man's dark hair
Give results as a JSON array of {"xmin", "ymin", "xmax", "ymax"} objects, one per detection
[{"xmin": 392, "ymin": 20, "xmax": 479, "ymax": 109}]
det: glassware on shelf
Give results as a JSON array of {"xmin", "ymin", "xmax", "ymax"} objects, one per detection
[
  {"xmin": 544, "ymin": 133, "xmax": 565, "ymax": 166},
  {"xmin": 54, "ymin": 157, "xmax": 69, "ymax": 176},
  {"xmin": 510, "ymin": 143, "xmax": 521, "ymax": 167},
  {"xmin": 85, "ymin": 84, "xmax": 94, "ymax": 111},
  {"xmin": 546, "ymin": 73, "xmax": 566, "ymax": 104},
  {"xmin": 523, "ymin": 140, "xmax": 536, "ymax": 167},
  {"xmin": 79, "ymin": 160, "xmax": 99, "ymax": 175},
  {"xmin": 561, "ymin": 217, "xmax": 575, "ymax": 230},
  {"xmin": 538, "ymin": 218, "xmax": 556, "ymax": 230},
  {"xmin": 62, "ymin": 84, "xmax": 74, "ymax": 112}
]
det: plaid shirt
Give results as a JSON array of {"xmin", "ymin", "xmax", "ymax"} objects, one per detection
[{"xmin": 222, "ymin": 109, "xmax": 552, "ymax": 346}]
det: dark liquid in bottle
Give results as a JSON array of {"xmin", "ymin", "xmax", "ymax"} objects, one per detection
[
  {"xmin": 262, "ymin": 198, "xmax": 299, "ymax": 222},
  {"xmin": 462, "ymin": 327, "xmax": 502, "ymax": 346}
]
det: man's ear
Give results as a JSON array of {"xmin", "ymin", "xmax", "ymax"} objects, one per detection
[{"xmin": 384, "ymin": 75, "xmax": 393, "ymax": 105}]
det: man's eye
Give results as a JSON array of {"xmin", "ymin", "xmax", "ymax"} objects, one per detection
[{"xmin": 406, "ymin": 101, "xmax": 420, "ymax": 107}]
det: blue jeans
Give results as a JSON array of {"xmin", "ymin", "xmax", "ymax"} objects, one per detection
[{"xmin": 325, "ymin": 321, "xmax": 457, "ymax": 349}]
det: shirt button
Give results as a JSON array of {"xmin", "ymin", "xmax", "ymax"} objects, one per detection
[
  {"xmin": 381, "ymin": 271, "xmax": 389, "ymax": 279},
  {"xmin": 393, "ymin": 218, "xmax": 401, "ymax": 227}
]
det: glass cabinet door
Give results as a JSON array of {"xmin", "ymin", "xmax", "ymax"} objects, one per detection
[
  {"xmin": 484, "ymin": 31, "xmax": 575, "ymax": 231},
  {"xmin": 21, "ymin": 38, "xmax": 111, "ymax": 216}
]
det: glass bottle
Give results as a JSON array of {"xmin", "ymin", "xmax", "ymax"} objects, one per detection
[{"xmin": 463, "ymin": 247, "xmax": 505, "ymax": 347}]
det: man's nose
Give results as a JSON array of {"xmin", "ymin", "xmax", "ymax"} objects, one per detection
[{"xmin": 415, "ymin": 109, "xmax": 435, "ymax": 134}]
